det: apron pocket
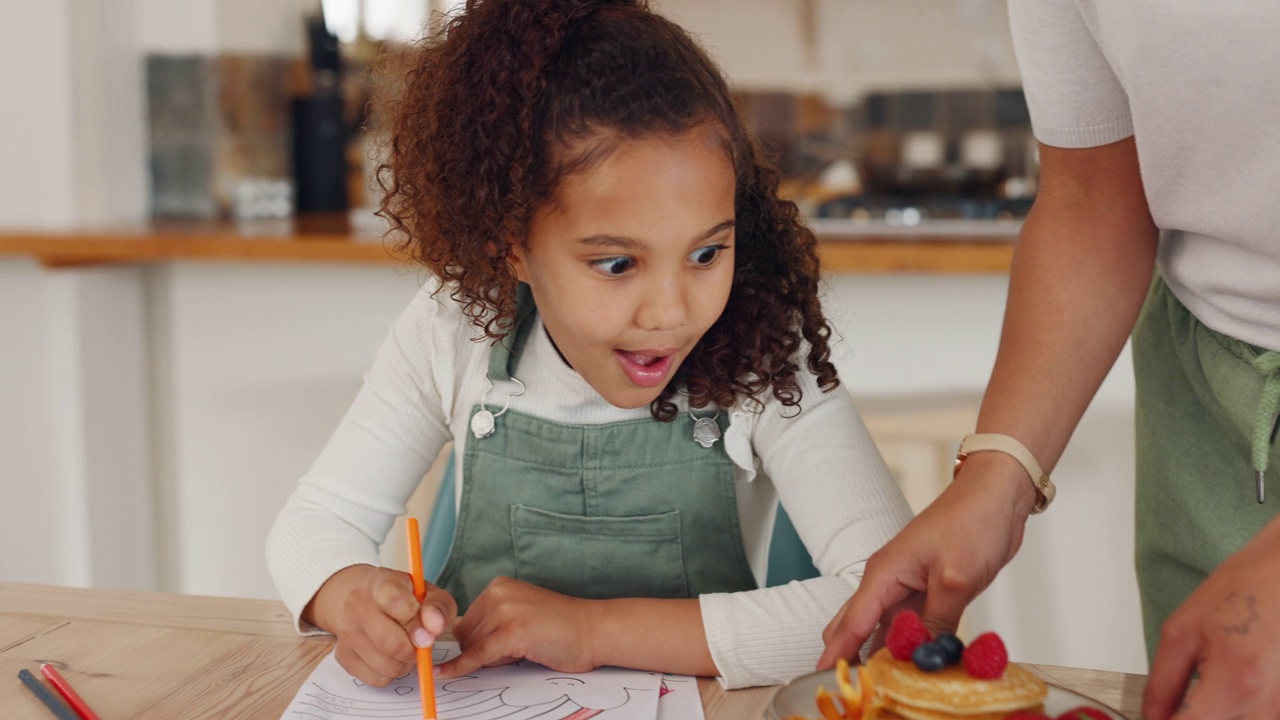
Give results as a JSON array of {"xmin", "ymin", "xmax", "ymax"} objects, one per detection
[{"xmin": 510, "ymin": 504, "xmax": 688, "ymax": 599}]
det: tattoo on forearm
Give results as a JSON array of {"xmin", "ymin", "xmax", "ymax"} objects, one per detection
[{"xmin": 1212, "ymin": 592, "xmax": 1259, "ymax": 635}]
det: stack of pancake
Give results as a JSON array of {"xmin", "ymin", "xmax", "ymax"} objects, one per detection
[{"xmin": 863, "ymin": 647, "xmax": 1048, "ymax": 720}]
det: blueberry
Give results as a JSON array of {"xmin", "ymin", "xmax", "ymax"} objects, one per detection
[
  {"xmin": 911, "ymin": 642, "xmax": 947, "ymax": 672},
  {"xmin": 935, "ymin": 632, "xmax": 965, "ymax": 664}
]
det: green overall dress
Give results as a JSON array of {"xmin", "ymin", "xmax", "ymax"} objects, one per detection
[
  {"xmin": 1133, "ymin": 274, "xmax": 1280, "ymax": 660},
  {"xmin": 434, "ymin": 290, "xmax": 760, "ymax": 612}
]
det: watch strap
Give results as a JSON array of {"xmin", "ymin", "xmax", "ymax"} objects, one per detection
[{"xmin": 954, "ymin": 432, "xmax": 1056, "ymax": 514}]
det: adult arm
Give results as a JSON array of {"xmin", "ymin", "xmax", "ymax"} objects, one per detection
[{"xmin": 819, "ymin": 137, "xmax": 1159, "ymax": 665}]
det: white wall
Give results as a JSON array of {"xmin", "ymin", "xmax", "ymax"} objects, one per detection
[
  {"xmin": 137, "ymin": 0, "xmax": 219, "ymax": 53},
  {"xmin": 218, "ymin": 0, "xmax": 308, "ymax": 54},
  {"xmin": 148, "ymin": 261, "xmax": 425, "ymax": 596},
  {"xmin": 0, "ymin": 0, "xmax": 150, "ymax": 590},
  {"xmin": 658, "ymin": 0, "xmax": 1020, "ymax": 100},
  {"xmin": 0, "ymin": 1, "xmax": 148, "ymax": 230},
  {"xmin": 0, "ymin": 261, "xmax": 64, "ymax": 582},
  {"xmin": 0, "ymin": 2, "xmax": 79, "ymax": 228},
  {"xmin": 0, "ymin": 261, "xmax": 155, "ymax": 590}
]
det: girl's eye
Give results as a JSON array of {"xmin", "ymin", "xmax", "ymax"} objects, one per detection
[
  {"xmin": 690, "ymin": 244, "xmax": 727, "ymax": 266},
  {"xmin": 590, "ymin": 257, "xmax": 634, "ymax": 276}
]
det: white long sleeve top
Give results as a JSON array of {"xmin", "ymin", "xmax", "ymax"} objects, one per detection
[
  {"xmin": 266, "ymin": 285, "xmax": 913, "ymax": 688},
  {"xmin": 1009, "ymin": 0, "xmax": 1280, "ymax": 353}
]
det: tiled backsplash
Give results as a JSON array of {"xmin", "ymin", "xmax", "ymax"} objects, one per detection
[
  {"xmin": 147, "ymin": 54, "xmax": 292, "ymax": 219},
  {"xmin": 147, "ymin": 55, "xmax": 218, "ymax": 218}
]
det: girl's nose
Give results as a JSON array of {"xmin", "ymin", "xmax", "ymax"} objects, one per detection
[{"xmin": 635, "ymin": 278, "xmax": 688, "ymax": 331}]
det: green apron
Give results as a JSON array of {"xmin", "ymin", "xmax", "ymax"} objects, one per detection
[
  {"xmin": 1133, "ymin": 274, "xmax": 1280, "ymax": 661},
  {"xmin": 435, "ymin": 288, "xmax": 759, "ymax": 612}
]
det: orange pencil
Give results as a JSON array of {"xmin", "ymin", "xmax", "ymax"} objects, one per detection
[{"xmin": 406, "ymin": 517, "xmax": 438, "ymax": 720}]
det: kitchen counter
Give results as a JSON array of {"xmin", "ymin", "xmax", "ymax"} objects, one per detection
[{"xmin": 0, "ymin": 216, "xmax": 1019, "ymax": 273}]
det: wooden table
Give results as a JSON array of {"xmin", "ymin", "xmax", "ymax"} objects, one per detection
[{"xmin": 0, "ymin": 583, "xmax": 1145, "ymax": 718}]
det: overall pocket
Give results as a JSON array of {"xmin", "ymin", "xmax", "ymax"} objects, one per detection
[{"xmin": 510, "ymin": 504, "xmax": 688, "ymax": 599}]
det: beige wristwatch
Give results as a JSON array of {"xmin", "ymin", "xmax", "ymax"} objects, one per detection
[{"xmin": 953, "ymin": 433, "xmax": 1056, "ymax": 514}]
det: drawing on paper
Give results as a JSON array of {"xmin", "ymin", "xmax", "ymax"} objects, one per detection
[
  {"xmin": 436, "ymin": 661, "xmax": 658, "ymax": 719},
  {"xmin": 282, "ymin": 642, "xmax": 664, "ymax": 720}
]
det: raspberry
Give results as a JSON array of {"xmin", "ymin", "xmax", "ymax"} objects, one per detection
[
  {"xmin": 886, "ymin": 610, "xmax": 931, "ymax": 661},
  {"xmin": 961, "ymin": 632, "xmax": 1008, "ymax": 679},
  {"xmin": 1056, "ymin": 707, "xmax": 1112, "ymax": 720}
]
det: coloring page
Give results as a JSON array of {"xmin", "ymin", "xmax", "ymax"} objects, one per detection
[
  {"xmin": 281, "ymin": 641, "xmax": 665, "ymax": 719},
  {"xmin": 657, "ymin": 674, "xmax": 705, "ymax": 720}
]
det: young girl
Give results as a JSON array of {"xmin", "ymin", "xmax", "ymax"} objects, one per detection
[{"xmin": 267, "ymin": 0, "xmax": 912, "ymax": 690}]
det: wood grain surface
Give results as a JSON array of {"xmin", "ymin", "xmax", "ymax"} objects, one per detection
[{"xmin": 1, "ymin": 583, "xmax": 1142, "ymax": 719}]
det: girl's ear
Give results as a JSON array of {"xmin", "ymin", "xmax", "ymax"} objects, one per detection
[{"xmin": 505, "ymin": 242, "xmax": 532, "ymax": 283}]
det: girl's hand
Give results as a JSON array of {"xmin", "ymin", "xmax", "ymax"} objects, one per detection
[
  {"xmin": 306, "ymin": 564, "xmax": 458, "ymax": 686},
  {"xmin": 1143, "ymin": 518, "xmax": 1280, "ymax": 720},
  {"xmin": 437, "ymin": 577, "xmax": 598, "ymax": 678}
]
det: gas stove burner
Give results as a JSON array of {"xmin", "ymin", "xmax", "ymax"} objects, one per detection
[{"xmin": 816, "ymin": 194, "xmax": 1034, "ymax": 224}]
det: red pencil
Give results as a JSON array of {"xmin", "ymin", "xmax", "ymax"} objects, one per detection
[{"xmin": 39, "ymin": 664, "xmax": 100, "ymax": 720}]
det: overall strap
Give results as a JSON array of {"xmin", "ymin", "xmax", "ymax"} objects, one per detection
[{"xmin": 486, "ymin": 282, "xmax": 538, "ymax": 382}]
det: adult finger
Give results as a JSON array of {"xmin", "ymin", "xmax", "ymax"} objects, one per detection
[
  {"xmin": 820, "ymin": 602, "xmax": 850, "ymax": 648},
  {"xmin": 816, "ymin": 571, "xmax": 911, "ymax": 669},
  {"xmin": 920, "ymin": 569, "xmax": 975, "ymax": 639},
  {"xmin": 1142, "ymin": 624, "xmax": 1198, "ymax": 720},
  {"xmin": 1168, "ymin": 662, "xmax": 1250, "ymax": 720}
]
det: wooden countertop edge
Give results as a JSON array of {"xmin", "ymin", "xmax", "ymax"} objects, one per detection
[{"xmin": 0, "ymin": 228, "xmax": 1015, "ymax": 273}]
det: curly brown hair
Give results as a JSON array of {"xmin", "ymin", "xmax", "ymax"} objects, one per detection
[{"xmin": 375, "ymin": 0, "xmax": 838, "ymax": 421}]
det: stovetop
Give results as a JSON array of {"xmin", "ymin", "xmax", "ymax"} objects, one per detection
[{"xmin": 815, "ymin": 194, "xmax": 1034, "ymax": 226}]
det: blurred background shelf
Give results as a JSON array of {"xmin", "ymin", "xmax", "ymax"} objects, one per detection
[{"xmin": 0, "ymin": 219, "xmax": 1018, "ymax": 272}]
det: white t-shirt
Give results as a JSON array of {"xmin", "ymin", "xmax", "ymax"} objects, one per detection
[
  {"xmin": 1009, "ymin": 0, "xmax": 1280, "ymax": 352},
  {"xmin": 266, "ymin": 285, "xmax": 913, "ymax": 688}
]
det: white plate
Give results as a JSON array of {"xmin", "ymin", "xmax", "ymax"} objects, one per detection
[{"xmin": 765, "ymin": 667, "xmax": 1126, "ymax": 719}]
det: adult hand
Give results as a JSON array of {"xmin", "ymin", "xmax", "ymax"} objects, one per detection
[
  {"xmin": 818, "ymin": 452, "xmax": 1037, "ymax": 668},
  {"xmin": 1143, "ymin": 518, "xmax": 1280, "ymax": 720},
  {"xmin": 307, "ymin": 564, "xmax": 458, "ymax": 686},
  {"xmin": 438, "ymin": 577, "xmax": 597, "ymax": 678}
]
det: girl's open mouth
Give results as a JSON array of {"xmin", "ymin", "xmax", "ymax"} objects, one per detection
[{"xmin": 614, "ymin": 349, "xmax": 677, "ymax": 388}]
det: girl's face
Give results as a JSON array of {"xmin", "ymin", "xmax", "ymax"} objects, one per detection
[{"xmin": 509, "ymin": 125, "xmax": 736, "ymax": 409}]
